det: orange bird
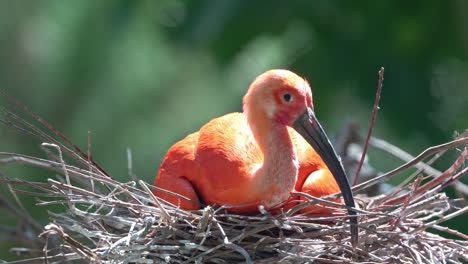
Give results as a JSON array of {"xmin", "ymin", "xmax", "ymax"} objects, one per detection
[{"xmin": 154, "ymin": 70, "xmax": 358, "ymax": 245}]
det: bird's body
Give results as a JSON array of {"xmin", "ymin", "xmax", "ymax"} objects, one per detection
[
  {"xmin": 154, "ymin": 69, "xmax": 358, "ymax": 245},
  {"xmin": 155, "ymin": 112, "xmax": 340, "ymax": 213},
  {"xmin": 154, "ymin": 70, "xmax": 342, "ymax": 213}
]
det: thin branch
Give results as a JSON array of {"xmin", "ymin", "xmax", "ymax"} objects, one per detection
[
  {"xmin": 383, "ymin": 146, "xmax": 467, "ymax": 205},
  {"xmin": 127, "ymin": 148, "xmax": 139, "ymax": 182},
  {"xmin": 0, "ymin": 185, "xmax": 43, "ymax": 235},
  {"xmin": 1, "ymin": 94, "xmax": 466, "ymax": 263},
  {"xmin": 452, "ymin": 180, "xmax": 468, "ymax": 198},
  {"xmin": 431, "ymin": 224, "xmax": 468, "ymax": 240},
  {"xmin": 138, "ymin": 180, "xmax": 172, "ymax": 223},
  {"xmin": 41, "ymin": 143, "xmax": 71, "ymax": 192},
  {"xmin": 354, "ymin": 136, "xmax": 468, "ymax": 192},
  {"xmin": 87, "ymin": 131, "xmax": 95, "ymax": 193},
  {"xmin": 409, "ymin": 206, "xmax": 468, "ymax": 234},
  {"xmin": 369, "ymin": 136, "xmax": 442, "ymax": 176},
  {"xmin": 1, "ymin": 109, "xmax": 108, "ymax": 181},
  {"xmin": 353, "ymin": 67, "xmax": 384, "ymax": 186},
  {"xmin": 0, "ymin": 89, "xmax": 110, "ymax": 177}
]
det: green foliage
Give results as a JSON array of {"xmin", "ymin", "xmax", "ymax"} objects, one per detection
[{"xmin": 0, "ymin": 0, "xmax": 466, "ymax": 260}]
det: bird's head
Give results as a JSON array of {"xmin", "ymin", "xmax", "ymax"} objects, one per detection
[
  {"xmin": 243, "ymin": 69, "xmax": 313, "ymax": 126},
  {"xmin": 244, "ymin": 69, "xmax": 358, "ymax": 246}
]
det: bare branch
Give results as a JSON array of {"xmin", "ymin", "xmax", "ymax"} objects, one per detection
[
  {"xmin": 354, "ymin": 136, "xmax": 468, "ymax": 192},
  {"xmin": 353, "ymin": 67, "xmax": 384, "ymax": 186}
]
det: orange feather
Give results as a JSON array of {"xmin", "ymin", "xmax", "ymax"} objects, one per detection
[{"xmin": 153, "ymin": 70, "xmax": 344, "ymax": 214}]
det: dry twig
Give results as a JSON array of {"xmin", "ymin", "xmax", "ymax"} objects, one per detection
[
  {"xmin": 353, "ymin": 67, "xmax": 384, "ymax": 186},
  {"xmin": 0, "ymin": 90, "xmax": 467, "ymax": 263},
  {"xmin": 0, "ymin": 136, "xmax": 466, "ymax": 263}
]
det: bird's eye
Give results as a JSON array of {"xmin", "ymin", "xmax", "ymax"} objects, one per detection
[{"xmin": 283, "ymin": 93, "xmax": 292, "ymax": 102}]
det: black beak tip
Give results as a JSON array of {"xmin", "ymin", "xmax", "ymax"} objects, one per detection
[{"xmin": 352, "ymin": 224, "xmax": 358, "ymax": 247}]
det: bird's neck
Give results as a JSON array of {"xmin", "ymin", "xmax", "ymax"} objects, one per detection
[{"xmin": 246, "ymin": 110, "xmax": 299, "ymax": 207}]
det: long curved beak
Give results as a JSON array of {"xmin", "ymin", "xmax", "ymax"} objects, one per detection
[{"xmin": 293, "ymin": 107, "xmax": 358, "ymax": 247}]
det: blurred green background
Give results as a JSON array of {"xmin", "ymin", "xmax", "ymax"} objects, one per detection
[{"xmin": 0, "ymin": 0, "xmax": 467, "ymax": 260}]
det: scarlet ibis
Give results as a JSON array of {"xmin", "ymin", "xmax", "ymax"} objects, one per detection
[{"xmin": 153, "ymin": 69, "xmax": 358, "ymax": 245}]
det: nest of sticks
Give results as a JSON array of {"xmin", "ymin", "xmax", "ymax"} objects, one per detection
[{"xmin": 1, "ymin": 93, "xmax": 468, "ymax": 264}]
